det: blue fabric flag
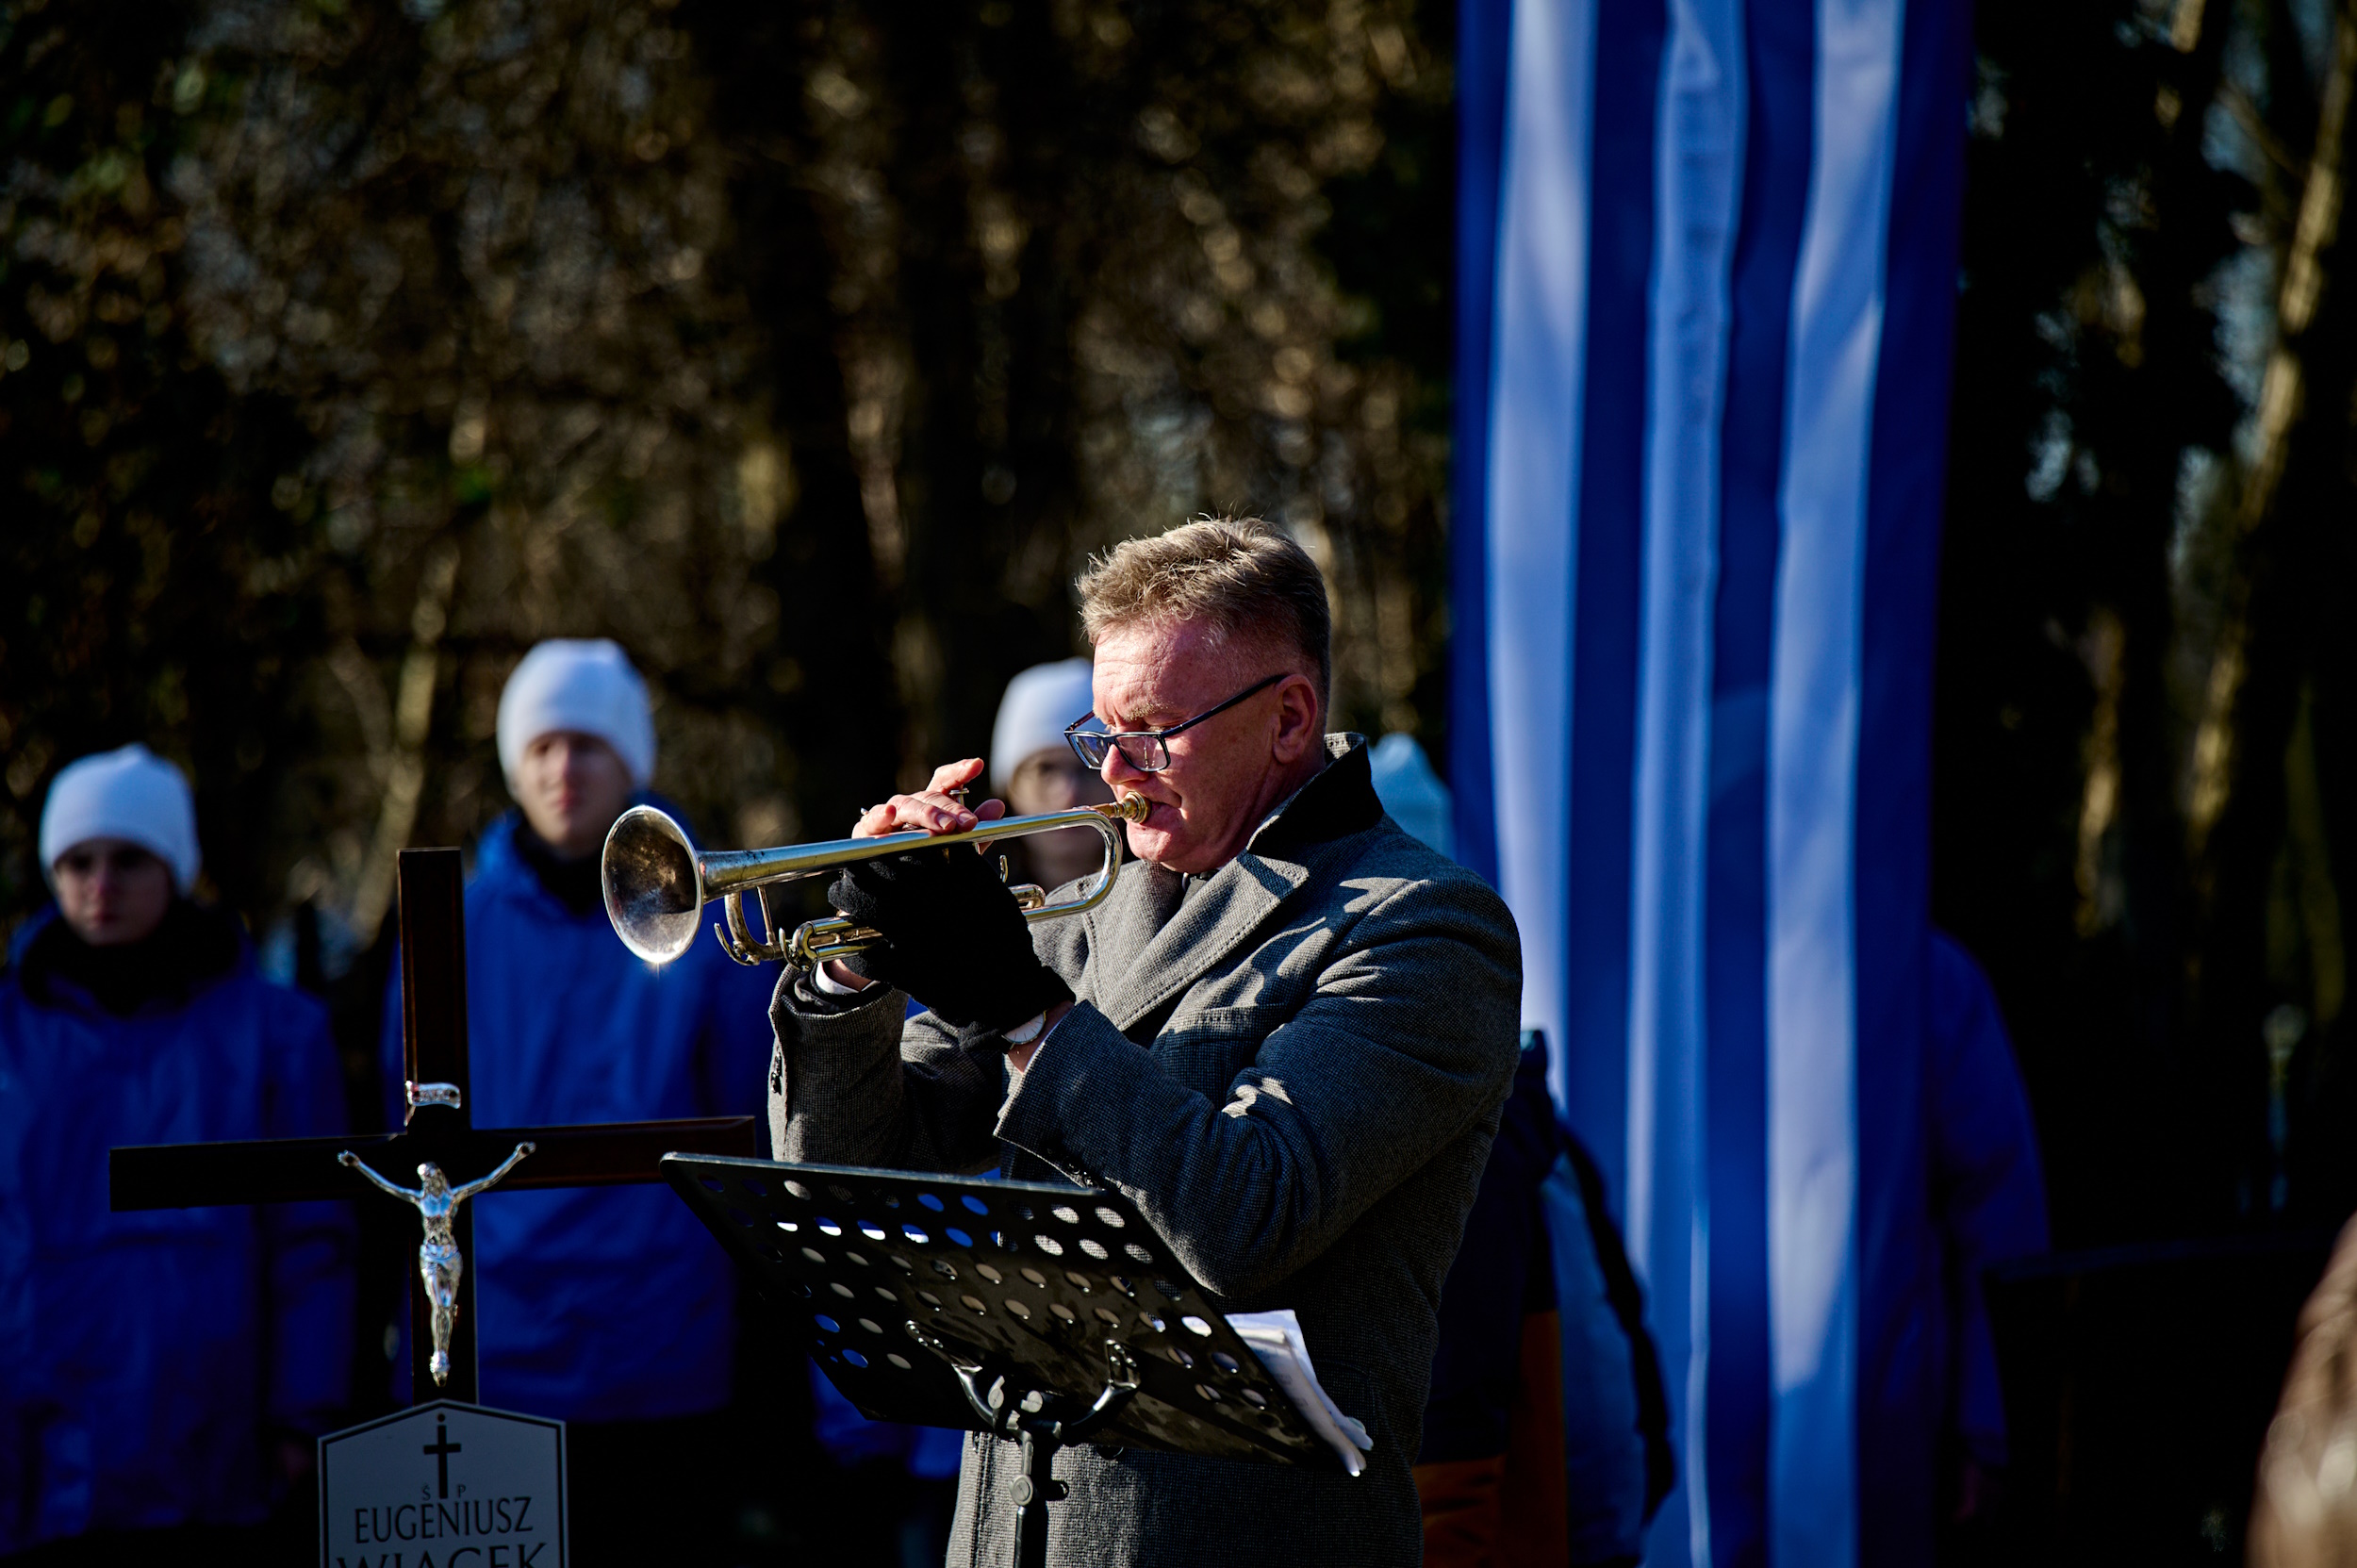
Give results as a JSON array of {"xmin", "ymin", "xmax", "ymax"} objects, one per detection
[{"xmin": 1450, "ymin": 1, "xmax": 1973, "ymax": 1563}]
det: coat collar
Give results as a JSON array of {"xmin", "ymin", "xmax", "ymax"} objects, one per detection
[{"xmin": 1086, "ymin": 734, "xmax": 1381, "ymax": 1031}]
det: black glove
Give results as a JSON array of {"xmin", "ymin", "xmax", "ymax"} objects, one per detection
[{"xmin": 826, "ymin": 843, "xmax": 1072, "ymax": 1033}]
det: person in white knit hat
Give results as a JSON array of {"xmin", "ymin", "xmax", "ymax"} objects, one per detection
[
  {"xmin": 36, "ymin": 743, "xmax": 202, "ymax": 948},
  {"xmin": 494, "ymin": 637, "xmax": 658, "ymax": 863},
  {"xmin": 1, "ymin": 746, "xmax": 353, "ymax": 1556},
  {"xmin": 381, "ymin": 638, "xmax": 775, "ymax": 1567},
  {"xmin": 988, "ymin": 657, "xmax": 1115, "ymax": 890}
]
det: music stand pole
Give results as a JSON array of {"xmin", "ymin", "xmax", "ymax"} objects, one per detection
[{"xmin": 913, "ymin": 1323, "xmax": 1141, "ymax": 1568}]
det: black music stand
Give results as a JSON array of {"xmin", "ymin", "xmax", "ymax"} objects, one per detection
[{"xmin": 664, "ymin": 1154, "xmax": 1338, "ymax": 1568}]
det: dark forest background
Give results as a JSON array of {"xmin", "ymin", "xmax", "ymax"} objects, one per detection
[
  {"xmin": 0, "ymin": 0, "xmax": 1453, "ymax": 962},
  {"xmin": 8, "ymin": 0, "xmax": 2357, "ymax": 1436}
]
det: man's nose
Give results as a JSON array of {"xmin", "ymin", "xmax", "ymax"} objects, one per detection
[{"xmin": 1101, "ymin": 747, "xmax": 1144, "ymax": 787}]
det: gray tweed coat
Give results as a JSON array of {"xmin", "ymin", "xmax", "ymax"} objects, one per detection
[{"xmin": 767, "ymin": 734, "xmax": 1523, "ymax": 1568}]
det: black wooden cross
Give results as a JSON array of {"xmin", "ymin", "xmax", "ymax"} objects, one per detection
[{"xmin": 109, "ymin": 848, "xmax": 761, "ymax": 1404}]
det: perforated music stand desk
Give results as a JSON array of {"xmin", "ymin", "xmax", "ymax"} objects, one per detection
[{"xmin": 665, "ymin": 1154, "xmax": 1335, "ymax": 1567}]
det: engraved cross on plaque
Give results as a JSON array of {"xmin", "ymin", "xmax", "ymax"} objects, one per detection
[
  {"xmin": 424, "ymin": 1413, "xmax": 462, "ymax": 1497},
  {"xmin": 108, "ymin": 848, "xmax": 761, "ymax": 1404}
]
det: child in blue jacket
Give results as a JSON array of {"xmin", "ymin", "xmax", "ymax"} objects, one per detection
[{"xmin": 0, "ymin": 745, "xmax": 354, "ymax": 1557}]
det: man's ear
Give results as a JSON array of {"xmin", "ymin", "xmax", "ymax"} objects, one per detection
[{"xmin": 1269, "ymin": 672, "xmax": 1323, "ymax": 762}]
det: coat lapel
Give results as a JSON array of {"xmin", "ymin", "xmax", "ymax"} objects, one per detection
[
  {"xmin": 1097, "ymin": 851, "xmax": 1309, "ymax": 1032},
  {"xmin": 1076, "ymin": 857, "xmax": 1175, "ymax": 1013},
  {"xmin": 1090, "ymin": 734, "xmax": 1380, "ymax": 1033}
]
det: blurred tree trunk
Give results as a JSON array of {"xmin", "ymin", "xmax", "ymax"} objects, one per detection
[
  {"xmin": 2069, "ymin": 0, "xmax": 2236, "ymax": 1226},
  {"xmin": 684, "ymin": 0, "xmax": 900, "ymax": 842}
]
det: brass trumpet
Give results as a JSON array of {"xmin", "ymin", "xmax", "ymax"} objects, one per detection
[{"xmin": 601, "ymin": 795, "xmax": 1150, "ymax": 968}]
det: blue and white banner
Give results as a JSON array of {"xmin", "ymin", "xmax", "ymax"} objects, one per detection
[{"xmin": 1449, "ymin": 2, "xmax": 1971, "ymax": 1564}]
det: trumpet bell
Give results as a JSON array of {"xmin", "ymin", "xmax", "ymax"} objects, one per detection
[{"xmin": 602, "ymin": 805, "xmax": 705, "ymax": 964}]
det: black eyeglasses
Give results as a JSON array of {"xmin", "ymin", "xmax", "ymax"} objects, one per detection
[{"xmin": 1063, "ymin": 672, "xmax": 1288, "ymax": 773}]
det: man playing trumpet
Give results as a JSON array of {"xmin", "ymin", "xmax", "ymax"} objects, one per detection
[{"xmin": 769, "ymin": 518, "xmax": 1523, "ymax": 1568}]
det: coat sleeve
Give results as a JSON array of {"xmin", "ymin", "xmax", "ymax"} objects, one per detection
[
  {"xmin": 996, "ymin": 876, "xmax": 1522, "ymax": 1298},
  {"xmin": 262, "ymin": 988, "xmax": 357, "ymax": 1433},
  {"xmin": 766, "ymin": 968, "xmax": 1014, "ymax": 1177},
  {"xmin": 1926, "ymin": 934, "xmax": 2050, "ymax": 1467}
]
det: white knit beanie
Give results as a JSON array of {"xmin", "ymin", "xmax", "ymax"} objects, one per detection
[
  {"xmin": 496, "ymin": 639, "xmax": 657, "ymax": 789},
  {"xmin": 990, "ymin": 659, "xmax": 1097, "ymax": 792},
  {"xmin": 39, "ymin": 744, "xmax": 203, "ymax": 894}
]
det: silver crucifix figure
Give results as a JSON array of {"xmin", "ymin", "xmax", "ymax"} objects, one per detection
[{"xmin": 339, "ymin": 1143, "xmax": 536, "ymax": 1386}]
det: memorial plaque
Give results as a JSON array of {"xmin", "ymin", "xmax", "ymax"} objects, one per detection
[{"xmin": 319, "ymin": 1400, "xmax": 568, "ymax": 1568}]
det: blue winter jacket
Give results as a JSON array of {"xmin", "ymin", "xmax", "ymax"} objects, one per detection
[
  {"xmin": 0, "ymin": 906, "xmax": 354, "ymax": 1553},
  {"xmin": 379, "ymin": 809, "xmax": 778, "ymax": 1422}
]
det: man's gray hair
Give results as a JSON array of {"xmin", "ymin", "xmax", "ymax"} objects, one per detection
[{"xmin": 1076, "ymin": 517, "xmax": 1332, "ymax": 709}]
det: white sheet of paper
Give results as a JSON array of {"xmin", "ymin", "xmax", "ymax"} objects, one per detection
[{"xmin": 1226, "ymin": 1308, "xmax": 1375, "ymax": 1477}]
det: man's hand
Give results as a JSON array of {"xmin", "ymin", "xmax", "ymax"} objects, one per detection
[
  {"xmin": 823, "ymin": 758, "xmax": 1073, "ymax": 1034},
  {"xmin": 852, "ymin": 756, "xmax": 997, "ymax": 839},
  {"xmin": 822, "ymin": 759, "xmax": 998, "ymax": 993}
]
